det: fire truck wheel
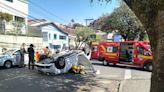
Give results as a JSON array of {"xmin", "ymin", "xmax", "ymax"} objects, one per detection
[
  {"xmin": 98, "ymin": 57, "xmax": 105, "ymax": 61},
  {"xmin": 145, "ymin": 63, "xmax": 152, "ymax": 72},
  {"xmin": 103, "ymin": 60, "xmax": 108, "ymax": 66},
  {"xmin": 55, "ymin": 57, "xmax": 66, "ymax": 69}
]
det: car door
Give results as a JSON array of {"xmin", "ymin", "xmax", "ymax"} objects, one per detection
[{"xmin": 13, "ymin": 50, "xmax": 21, "ymax": 65}]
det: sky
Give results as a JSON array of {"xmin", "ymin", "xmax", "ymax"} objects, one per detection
[{"xmin": 29, "ymin": 0, "xmax": 120, "ymax": 25}]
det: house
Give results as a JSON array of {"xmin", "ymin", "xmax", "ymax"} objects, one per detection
[
  {"xmin": 28, "ymin": 20, "xmax": 69, "ymax": 51},
  {"xmin": 57, "ymin": 24, "xmax": 77, "ymax": 49},
  {"xmin": 0, "ymin": 0, "xmax": 28, "ymax": 34}
]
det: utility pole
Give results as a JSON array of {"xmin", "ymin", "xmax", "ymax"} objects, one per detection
[{"xmin": 84, "ymin": 18, "xmax": 94, "ymax": 26}]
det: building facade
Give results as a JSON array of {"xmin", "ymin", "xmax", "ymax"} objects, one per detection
[
  {"xmin": 29, "ymin": 20, "xmax": 69, "ymax": 51},
  {"xmin": 0, "ymin": 0, "xmax": 28, "ymax": 34}
]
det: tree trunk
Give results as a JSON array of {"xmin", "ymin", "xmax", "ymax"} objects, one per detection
[
  {"xmin": 124, "ymin": 0, "xmax": 164, "ymax": 92},
  {"xmin": 150, "ymin": 10, "xmax": 164, "ymax": 92}
]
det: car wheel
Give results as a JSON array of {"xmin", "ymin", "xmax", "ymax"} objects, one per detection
[
  {"xmin": 98, "ymin": 57, "xmax": 104, "ymax": 61},
  {"xmin": 4, "ymin": 60, "xmax": 12, "ymax": 69},
  {"xmin": 103, "ymin": 60, "xmax": 108, "ymax": 66},
  {"xmin": 145, "ymin": 63, "xmax": 153, "ymax": 72},
  {"xmin": 55, "ymin": 57, "xmax": 65, "ymax": 69}
]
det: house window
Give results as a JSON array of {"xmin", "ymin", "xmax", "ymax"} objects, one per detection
[
  {"xmin": 15, "ymin": 16, "xmax": 24, "ymax": 22},
  {"xmin": 59, "ymin": 35, "xmax": 66, "ymax": 40},
  {"xmin": 53, "ymin": 45, "xmax": 61, "ymax": 49},
  {"xmin": 5, "ymin": 0, "xmax": 13, "ymax": 2},
  {"xmin": 49, "ymin": 33, "xmax": 51, "ymax": 40},
  {"xmin": 54, "ymin": 34, "xmax": 57, "ymax": 39},
  {"xmin": 42, "ymin": 32, "xmax": 48, "ymax": 41}
]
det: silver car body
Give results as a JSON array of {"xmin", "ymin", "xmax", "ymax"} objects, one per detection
[
  {"xmin": 35, "ymin": 50, "xmax": 95, "ymax": 75},
  {"xmin": 0, "ymin": 49, "xmax": 21, "ymax": 67}
]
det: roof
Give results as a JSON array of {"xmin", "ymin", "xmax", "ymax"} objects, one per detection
[
  {"xmin": 28, "ymin": 19, "xmax": 47, "ymax": 25},
  {"xmin": 59, "ymin": 27, "xmax": 76, "ymax": 35},
  {"xmin": 28, "ymin": 19, "xmax": 68, "ymax": 35},
  {"xmin": 39, "ymin": 22, "xmax": 68, "ymax": 35}
]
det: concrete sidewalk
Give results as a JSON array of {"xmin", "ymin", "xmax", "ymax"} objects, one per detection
[
  {"xmin": 119, "ymin": 79, "xmax": 150, "ymax": 92},
  {"xmin": 75, "ymin": 78, "xmax": 120, "ymax": 92}
]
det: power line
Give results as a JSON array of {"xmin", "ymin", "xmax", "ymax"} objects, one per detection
[
  {"xmin": 0, "ymin": 2, "xmax": 66, "ymax": 33},
  {"xmin": 0, "ymin": 2, "xmax": 55, "ymax": 25},
  {"xmin": 29, "ymin": 0, "xmax": 69, "ymax": 24}
]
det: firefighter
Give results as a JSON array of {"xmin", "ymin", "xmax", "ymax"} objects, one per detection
[
  {"xmin": 126, "ymin": 50, "xmax": 130, "ymax": 62},
  {"xmin": 43, "ymin": 46, "xmax": 51, "ymax": 56},
  {"xmin": 35, "ymin": 51, "xmax": 41, "ymax": 62}
]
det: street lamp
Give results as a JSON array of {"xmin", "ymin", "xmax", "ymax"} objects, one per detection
[{"xmin": 84, "ymin": 18, "xmax": 94, "ymax": 26}]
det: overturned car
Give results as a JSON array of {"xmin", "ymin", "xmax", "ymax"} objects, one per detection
[{"xmin": 35, "ymin": 50, "xmax": 95, "ymax": 75}]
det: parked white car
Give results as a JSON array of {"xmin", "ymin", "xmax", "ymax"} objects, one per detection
[{"xmin": 0, "ymin": 49, "xmax": 21, "ymax": 68}]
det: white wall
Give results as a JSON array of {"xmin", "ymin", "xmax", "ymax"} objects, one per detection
[
  {"xmin": 0, "ymin": 0, "xmax": 28, "ymax": 34},
  {"xmin": 0, "ymin": 35, "xmax": 43, "ymax": 52},
  {"xmin": 0, "ymin": 0, "xmax": 28, "ymax": 19},
  {"xmin": 41, "ymin": 25, "xmax": 69, "ymax": 49}
]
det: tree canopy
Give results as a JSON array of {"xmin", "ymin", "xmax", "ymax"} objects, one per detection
[
  {"xmin": 0, "ymin": 12, "xmax": 13, "ymax": 22},
  {"xmin": 91, "ymin": 2, "xmax": 147, "ymax": 41},
  {"xmin": 75, "ymin": 27, "xmax": 96, "ymax": 49}
]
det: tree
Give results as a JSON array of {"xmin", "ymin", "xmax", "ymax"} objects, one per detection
[
  {"xmin": 124, "ymin": 1, "xmax": 164, "ymax": 92},
  {"xmin": 92, "ymin": 0, "xmax": 164, "ymax": 92},
  {"xmin": 75, "ymin": 27, "xmax": 95, "ymax": 49},
  {"xmin": 0, "ymin": 12, "xmax": 13, "ymax": 22},
  {"xmin": 92, "ymin": 3, "xmax": 146, "ymax": 41},
  {"xmin": 72, "ymin": 23, "xmax": 84, "ymax": 29}
]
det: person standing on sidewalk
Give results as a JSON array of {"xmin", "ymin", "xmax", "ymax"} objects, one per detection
[
  {"xmin": 28, "ymin": 44, "xmax": 35, "ymax": 70},
  {"xmin": 19, "ymin": 43, "xmax": 26, "ymax": 68}
]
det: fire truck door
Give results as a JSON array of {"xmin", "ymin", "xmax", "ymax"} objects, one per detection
[
  {"xmin": 106, "ymin": 46, "xmax": 119, "ymax": 61},
  {"xmin": 91, "ymin": 45, "xmax": 99, "ymax": 59}
]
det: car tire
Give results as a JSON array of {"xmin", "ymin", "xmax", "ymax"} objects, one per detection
[
  {"xmin": 145, "ymin": 63, "xmax": 153, "ymax": 72},
  {"xmin": 4, "ymin": 60, "xmax": 12, "ymax": 69},
  {"xmin": 98, "ymin": 57, "xmax": 105, "ymax": 61},
  {"xmin": 103, "ymin": 60, "xmax": 108, "ymax": 66},
  {"xmin": 55, "ymin": 57, "xmax": 65, "ymax": 69}
]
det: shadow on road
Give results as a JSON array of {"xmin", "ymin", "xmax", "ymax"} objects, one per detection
[{"xmin": 0, "ymin": 67, "xmax": 116, "ymax": 92}]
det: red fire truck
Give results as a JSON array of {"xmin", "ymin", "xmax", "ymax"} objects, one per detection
[{"xmin": 91, "ymin": 41, "xmax": 153, "ymax": 71}]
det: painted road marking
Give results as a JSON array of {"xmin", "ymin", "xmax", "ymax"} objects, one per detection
[{"xmin": 124, "ymin": 69, "xmax": 131, "ymax": 79}]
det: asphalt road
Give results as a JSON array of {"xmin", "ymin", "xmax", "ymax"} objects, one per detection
[
  {"xmin": 0, "ymin": 60, "xmax": 151, "ymax": 92},
  {"xmin": 92, "ymin": 60, "xmax": 151, "ymax": 92}
]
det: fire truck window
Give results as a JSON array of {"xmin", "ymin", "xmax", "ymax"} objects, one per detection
[
  {"xmin": 138, "ymin": 47, "xmax": 144, "ymax": 55},
  {"xmin": 107, "ymin": 47, "xmax": 113, "ymax": 52},
  {"xmin": 144, "ymin": 50, "xmax": 151, "ymax": 56},
  {"xmin": 107, "ymin": 46, "xmax": 118, "ymax": 53},
  {"xmin": 113, "ymin": 47, "xmax": 118, "ymax": 53},
  {"xmin": 92, "ymin": 46, "xmax": 97, "ymax": 51}
]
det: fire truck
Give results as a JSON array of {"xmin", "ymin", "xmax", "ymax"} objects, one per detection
[{"xmin": 91, "ymin": 41, "xmax": 153, "ymax": 71}]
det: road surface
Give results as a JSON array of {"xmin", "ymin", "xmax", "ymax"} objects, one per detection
[{"xmin": 0, "ymin": 60, "xmax": 151, "ymax": 92}]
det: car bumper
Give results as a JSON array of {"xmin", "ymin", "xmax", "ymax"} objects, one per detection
[{"xmin": 0, "ymin": 61, "xmax": 4, "ymax": 66}]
